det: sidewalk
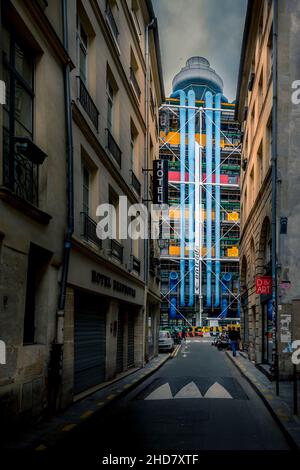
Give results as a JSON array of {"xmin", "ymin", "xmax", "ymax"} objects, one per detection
[
  {"xmin": 3, "ymin": 352, "xmax": 173, "ymax": 451},
  {"xmin": 226, "ymin": 350, "xmax": 300, "ymax": 449}
]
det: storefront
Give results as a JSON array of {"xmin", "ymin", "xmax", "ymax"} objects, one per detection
[{"xmin": 62, "ymin": 244, "xmax": 147, "ymax": 400}]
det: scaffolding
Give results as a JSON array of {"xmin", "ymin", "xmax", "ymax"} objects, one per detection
[{"xmin": 159, "ymin": 98, "xmax": 241, "ymax": 328}]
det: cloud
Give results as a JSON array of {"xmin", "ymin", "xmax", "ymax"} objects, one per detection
[{"xmin": 152, "ymin": 0, "xmax": 247, "ymax": 102}]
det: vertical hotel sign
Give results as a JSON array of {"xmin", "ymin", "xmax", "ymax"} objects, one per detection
[{"xmin": 153, "ymin": 159, "xmax": 168, "ymax": 204}]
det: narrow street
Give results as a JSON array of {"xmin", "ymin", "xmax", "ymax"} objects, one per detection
[{"xmin": 53, "ymin": 339, "xmax": 291, "ymax": 456}]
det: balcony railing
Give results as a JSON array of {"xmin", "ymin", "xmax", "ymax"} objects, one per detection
[
  {"xmin": 132, "ymin": 255, "xmax": 141, "ymax": 275},
  {"xmin": 105, "ymin": 128, "xmax": 122, "ymax": 167},
  {"xmin": 105, "ymin": 2, "xmax": 119, "ymax": 42},
  {"xmin": 3, "ymin": 133, "xmax": 44, "ymax": 206},
  {"xmin": 131, "ymin": 170, "xmax": 141, "ymax": 196},
  {"xmin": 130, "ymin": 68, "xmax": 141, "ymax": 100},
  {"xmin": 111, "ymin": 239, "xmax": 123, "ymax": 263},
  {"xmin": 81, "ymin": 212, "xmax": 102, "ymax": 249},
  {"xmin": 77, "ymin": 76, "xmax": 99, "ymax": 130}
]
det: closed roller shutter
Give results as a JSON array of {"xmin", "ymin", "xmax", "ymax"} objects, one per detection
[
  {"xmin": 127, "ymin": 314, "xmax": 135, "ymax": 368},
  {"xmin": 116, "ymin": 311, "xmax": 124, "ymax": 374},
  {"xmin": 74, "ymin": 292, "xmax": 106, "ymax": 394}
]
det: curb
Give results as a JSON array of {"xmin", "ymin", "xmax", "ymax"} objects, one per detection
[
  {"xmin": 33, "ymin": 353, "xmax": 171, "ymax": 451},
  {"xmin": 226, "ymin": 351, "xmax": 300, "ymax": 450}
]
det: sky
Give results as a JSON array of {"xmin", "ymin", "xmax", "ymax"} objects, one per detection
[{"xmin": 152, "ymin": 0, "xmax": 248, "ymax": 102}]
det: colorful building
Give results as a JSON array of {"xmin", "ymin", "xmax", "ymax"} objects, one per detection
[{"xmin": 159, "ymin": 57, "xmax": 241, "ymax": 328}]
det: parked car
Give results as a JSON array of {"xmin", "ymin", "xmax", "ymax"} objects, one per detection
[{"xmin": 159, "ymin": 330, "xmax": 175, "ymax": 352}]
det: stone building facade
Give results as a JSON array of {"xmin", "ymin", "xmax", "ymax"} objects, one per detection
[
  {"xmin": 0, "ymin": 0, "xmax": 164, "ymax": 425},
  {"xmin": 236, "ymin": 0, "xmax": 300, "ymax": 377}
]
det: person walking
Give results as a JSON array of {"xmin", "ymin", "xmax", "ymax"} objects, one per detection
[
  {"xmin": 181, "ymin": 327, "xmax": 187, "ymax": 342},
  {"xmin": 228, "ymin": 327, "xmax": 240, "ymax": 357}
]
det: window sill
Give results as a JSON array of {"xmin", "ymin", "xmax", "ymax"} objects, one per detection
[{"xmin": 0, "ymin": 186, "xmax": 52, "ymax": 225}]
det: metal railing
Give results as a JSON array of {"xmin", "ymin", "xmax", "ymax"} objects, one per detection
[
  {"xmin": 77, "ymin": 76, "xmax": 99, "ymax": 130},
  {"xmin": 105, "ymin": 128, "xmax": 122, "ymax": 166},
  {"xmin": 3, "ymin": 141, "xmax": 39, "ymax": 206},
  {"xmin": 131, "ymin": 170, "xmax": 141, "ymax": 195},
  {"xmin": 105, "ymin": 2, "xmax": 119, "ymax": 42},
  {"xmin": 132, "ymin": 256, "xmax": 141, "ymax": 275},
  {"xmin": 111, "ymin": 239, "xmax": 123, "ymax": 263},
  {"xmin": 130, "ymin": 67, "xmax": 141, "ymax": 100},
  {"xmin": 81, "ymin": 212, "xmax": 102, "ymax": 249}
]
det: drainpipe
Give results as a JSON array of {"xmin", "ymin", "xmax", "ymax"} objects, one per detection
[
  {"xmin": 143, "ymin": 18, "xmax": 155, "ymax": 366},
  {"xmin": 172, "ymin": 90, "xmax": 186, "ymax": 307},
  {"xmin": 144, "ymin": 19, "xmax": 155, "ymax": 287},
  {"xmin": 214, "ymin": 93, "xmax": 222, "ymax": 307},
  {"xmin": 272, "ymin": 0, "xmax": 279, "ymax": 395},
  {"xmin": 205, "ymin": 91, "xmax": 213, "ymax": 307},
  {"xmin": 56, "ymin": 0, "xmax": 74, "ymax": 344},
  {"xmin": 188, "ymin": 89, "xmax": 195, "ymax": 307}
]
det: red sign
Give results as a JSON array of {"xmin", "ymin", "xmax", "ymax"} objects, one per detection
[{"xmin": 256, "ymin": 276, "xmax": 272, "ymax": 295}]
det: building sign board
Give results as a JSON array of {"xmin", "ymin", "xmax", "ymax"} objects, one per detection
[
  {"xmin": 256, "ymin": 276, "xmax": 272, "ymax": 295},
  {"xmin": 153, "ymin": 159, "xmax": 168, "ymax": 204}
]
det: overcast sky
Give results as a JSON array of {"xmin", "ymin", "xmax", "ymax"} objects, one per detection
[{"xmin": 152, "ymin": 0, "xmax": 247, "ymax": 102}]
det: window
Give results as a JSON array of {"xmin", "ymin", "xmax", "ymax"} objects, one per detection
[
  {"xmin": 257, "ymin": 143, "xmax": 263, "ymax": 187},
  {"xmin": 107, "ymin": 80, "xmax": 114, "ymax": 133},
  {"xmin": 23, "ymin": 244, "xmax": 52, "ymax": 345},
  {"xmin": 130, "ymin": 49, "xmax": 141, "ymax": 100},
  {"xmin": 82, "ymin": 163, "xmax": 90, "ymax": 215},
  {"xmin": 2, "ymin": 25, "xmax": 38, "ymax": 203},
  {"xmin": 77, "ymin": 16, "xmax": 88, "ymax": 85},
  {"xmin": 131, "ymin": 0, "xmax": 141, "ymax": 38},
  {"xmin": 105, "ymin": 0, "xmax": 119, "ymax": 44}
]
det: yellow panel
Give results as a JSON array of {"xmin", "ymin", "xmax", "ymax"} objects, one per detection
[
  {"xmin": 227, "ymin": 246, "xmax": 239, "ymax": 257},
  {"xmin": 169, "ymin": 246, "xmax": 189, "ymax": 256},
  {"xmin": 227, "ymin": 212, "xmax": 239, "ymax": 222},
  {"xmin": 201, "ymin": 247, "xmax": 215, "ymax": 256}
]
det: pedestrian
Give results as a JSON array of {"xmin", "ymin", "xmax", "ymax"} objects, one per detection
[
  {"xmin": 228, "ymin": 327, "xmax": 240, "ymax": 357},
  {"xmin": 181, "ymin": 327, "xmax": 187, "ymax": 342}
]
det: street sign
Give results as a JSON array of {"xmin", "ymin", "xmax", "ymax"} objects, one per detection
[
  {"xmin": 153, "ymin": 159, "xmax": 168, "ymax": 204},
  {"xmin": 256, "ymin": 276, "xmax": 272, "ymax": 295}
]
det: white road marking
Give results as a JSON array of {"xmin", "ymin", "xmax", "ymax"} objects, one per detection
[
  {"xmin": 204, "ymin": 382, "xmax": 233, "ymax": 399},
  {"xmin": 174, "ymin": 382, "xmax": 203, "ymax": 399},
  {"xmin": 145, "ymin": 383, "xmax": 173, "ymax": 400}
]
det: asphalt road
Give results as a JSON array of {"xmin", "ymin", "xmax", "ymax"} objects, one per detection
[{"xmin": 53, "ymin": 338, "xmax": 291, "ymax": 458}]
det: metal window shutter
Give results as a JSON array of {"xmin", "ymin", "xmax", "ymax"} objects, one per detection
[
  {"xmin": 127, "ymin": 315, "xmax": 135, "ymax": 368},
  {"xmin": 74, "ymin": 292, "xmax": 106, "ymax": 394},
  {"xmin": 116, "ymin": 311, "xmax": 124, "ymax": 374}
]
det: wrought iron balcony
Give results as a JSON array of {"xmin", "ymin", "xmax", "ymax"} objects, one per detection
[
  {"xmin": 105, "ymin": 128, "xmax": 122, "ymax": 166},
  {"xmin": 131, "ymin": 170, "xmax": 141, "ymax": 196},
  {"xmin": 130, "ymin": 68, "xmax": 141, "ymax": 100},
  {"xmin": 132, "ymin": 255, "xmax": 141, "ymax": 275},
  {"xmin": 111, "ymin": 239, "xmax": 123, "ymax": 263},
  {"xmin": 77, "ymin": 76, "xmax": 99, "ymax": 130},
  {"xmin": 105, "ymin": 2, "xmax": 119, "ymax": 42},
  {"xmin": 81, "ymin": 212, "xmax": 102, "ymax": 249},
  {"xmin": 3, "ymin": 134, "xmax": 43, "ymax": 206}
]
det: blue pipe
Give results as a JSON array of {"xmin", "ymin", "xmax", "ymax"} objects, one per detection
[
  {"xmin": 172, "ymin": 90, "xmax": 186, "ymax": 307},
  {"xmin": 205, "ymin": 91, "xmax": 213, "ymax": 307},
  {"xmin": 169, "ymin": 271, "xmax": 179, "ymax": 319},
  {"xmin": 214, "ymin": 93, "xmax": 222, "ymax": 307},
  {"xmin": 188, "ymin": 89, "xmax": 195, "ymax": 307},
  {"xmin": 220, "ymin": 272, "xmax": 232, "ymax": 318}
]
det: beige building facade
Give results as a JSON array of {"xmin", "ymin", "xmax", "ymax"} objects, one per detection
[
  {"xmin": 0, "ymin": 0, "xmax": 164, "ymax": 424},
  {"xmin": 236, "ymin": 0, "xmax": 300, "ymax": 378}
]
